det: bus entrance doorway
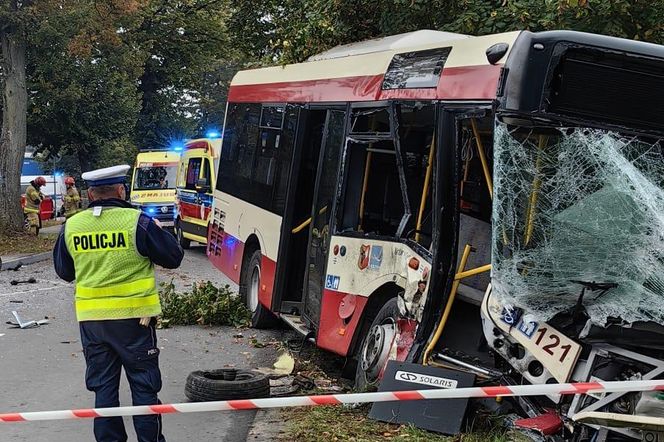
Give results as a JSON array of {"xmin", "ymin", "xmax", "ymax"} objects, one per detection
[
  {"xmin": 279, "ymin": 108, "xmax": 346, "ymax": 327},
  {"xmin": 302, "ymin": 109, "xmax": 346, "ymax": 327}
]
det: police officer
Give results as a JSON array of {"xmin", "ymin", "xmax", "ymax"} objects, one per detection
[
  {"xmin": 24, "ymin": 176, "xmax": 46, "ymax": 234},
  {"xmin": 63, "ymin": 176, "xmax": 81, "ymax": 218},
  {"xmin": 53, "ymin": 165, "xmax": 184, "ymax": 442}
]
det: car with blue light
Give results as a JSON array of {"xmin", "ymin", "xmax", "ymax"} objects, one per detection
[{"xmin": 130, "ymin": 149, "xmax": 181, "ymax": 228}]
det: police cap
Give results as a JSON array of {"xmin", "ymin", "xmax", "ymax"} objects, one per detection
[{"xmin": 81, "ymin": 165, "xmax": 131, "ymax": 187}]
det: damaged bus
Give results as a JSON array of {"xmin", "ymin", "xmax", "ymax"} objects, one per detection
[{"xmin": 208, "ymin": 29, "xmax": 664, "ymax": 440}]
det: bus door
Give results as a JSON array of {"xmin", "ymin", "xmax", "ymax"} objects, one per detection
[{"xmin": 302, "ymin": 109, "xmax": 347, "ymax": 327}]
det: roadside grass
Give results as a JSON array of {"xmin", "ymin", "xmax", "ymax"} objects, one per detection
[
  {"xmin": 0, "ymin": 231, "xmax": 57, "ymax": 256},
  {"xmin": 282, "ymin": 404, "xmax": 526, "ymax": 442}
]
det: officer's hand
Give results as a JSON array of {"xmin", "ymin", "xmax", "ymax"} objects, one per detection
[
  {"xmin": 153, "ymin": 218, "xmax": 163, "ymax": 229},
  {"xmin": 139, "ymin": 317, "xmax": 151, "ymax": 327}
]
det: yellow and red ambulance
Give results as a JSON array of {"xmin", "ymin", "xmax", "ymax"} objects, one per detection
[{"xmin": 174, "ymin": 136, "xmax": 222, "ymax": 247}]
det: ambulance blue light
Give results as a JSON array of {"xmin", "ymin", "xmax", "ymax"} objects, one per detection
[
  {"xmin": 147, "ymin": 207, "xmax": 156, "ymax": 215},
  {"xmin": 206, "ymin": 130, "xmax": 221, "ymax": 139}
]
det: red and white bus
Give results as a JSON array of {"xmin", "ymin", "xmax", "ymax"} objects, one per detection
[{"xmin": 207, "ymin": 26, "xmax": 664, "ymax": 427}]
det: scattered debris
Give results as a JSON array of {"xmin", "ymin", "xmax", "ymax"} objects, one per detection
[
  {"xmin": 9, "ymin": 300, "xmax": 23, "ymax": 303},
  {"xmin": 10, "ymin": 277, "xmax": 36, "ymax": 286},
  {"xmin": 273, "ymin": 352, "xmax": 295, "ymax": 375},
  {"xmin": 233, "ymin": 332, "xmax": 244, "ymax": 339},
  {"xmin": 60, "ymin": 340, "xmax": 78, "ymax": 344},
  {"xmin": 158, "ymin": 280, "xmax": 251, "ymax": 327},
  {"xmin": 7, "ymin": 311, "xmax": 49, "ymax": 329}
]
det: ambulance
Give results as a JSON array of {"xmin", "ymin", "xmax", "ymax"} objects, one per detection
[
  {"xmin": 174, "ymin": 136, "xmax": 222, "ymax": 248},
  {"xmin": 130, "ymin": 149, "xmax": 181, "ymax": 228}
]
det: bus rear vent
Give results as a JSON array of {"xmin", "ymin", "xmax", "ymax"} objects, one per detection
[{"xmin": 547, "ymin": 48, "xmax": 664, "ymax": 132}]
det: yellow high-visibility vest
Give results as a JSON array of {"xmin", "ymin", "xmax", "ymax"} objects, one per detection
[{"xmin": 65, "ymin": 207, "xmax": 161, "ymax": 321}]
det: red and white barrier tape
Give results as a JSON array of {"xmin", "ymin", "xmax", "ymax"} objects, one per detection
[{"xmin": 1, "ymin": 379, "xmax": 662, "ymax": 423}]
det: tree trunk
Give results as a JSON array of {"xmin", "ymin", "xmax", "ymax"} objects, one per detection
[{"xmin": 0, "ymin": 28, "xmax": 28, "ymax": 233}]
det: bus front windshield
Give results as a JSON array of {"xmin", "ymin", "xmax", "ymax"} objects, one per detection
[
  {"xmin": 491, "ymin": 122, "xmax": 664, "ymax": 327},
  {"xmin": 133, "ymin": 164, "xmax": 178, "ymax": 190}
]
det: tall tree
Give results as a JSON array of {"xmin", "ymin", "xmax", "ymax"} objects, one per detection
[
  {"xmin": 228, "ymin": 0, "xmax": 664, "ymax": 64},
  {"xmin": 132, "ymin": 0, "xmax": 238, "ymax": 149},
  {"xmin": 0, "ymin": 0, "xmax": 145, "ymax": 232},
  {"xmin": 0, "ymin": 0, "xmax": 29, "ymax": 232}
]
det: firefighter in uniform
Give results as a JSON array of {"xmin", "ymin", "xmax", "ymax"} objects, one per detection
[
  {"xmin": 63, "ymin": 176, "xmax": 81, "ymax": 218},
  {"xmin": 53, "ymin": 165, "xmax": 184, "ymax": 442},
  {"xmin": 24, "ymin": 176, "xmax": 46, "ymax": 234}
]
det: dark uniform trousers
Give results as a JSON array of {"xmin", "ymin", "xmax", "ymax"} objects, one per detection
[{"xmin": 80, "ymin": 318, "xmax": 165, "ymax": 442}]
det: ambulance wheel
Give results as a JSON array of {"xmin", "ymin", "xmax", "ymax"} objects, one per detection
[
  {"xmin": 175, "ymin": 221, "xmax": 191, "ymax": 249},
  {"xmin": 354, "ymin": 297, "xmax": 399, "ymax": 391},
  {"xmin": 241, "ymin": 249, "xmax": 277, "ymax": 329},
  {"xmin": 184, "ymin": 369, "xmax": 270, "ymax": 402}
]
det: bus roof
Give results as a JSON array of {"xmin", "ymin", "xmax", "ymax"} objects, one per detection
[{"xmin": 229, "ymin": 30, "xmax": 521, "ymax": 103}]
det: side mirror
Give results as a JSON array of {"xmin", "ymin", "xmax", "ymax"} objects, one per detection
[{"xmin": 195, "ymin": 178, "xmax": 211, "ymax": 193}]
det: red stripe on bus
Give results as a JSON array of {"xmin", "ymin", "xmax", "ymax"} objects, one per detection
[
  {"xmin": 0, "ymin": 414, "xmax": 26, "ymax": 422},
  {"xmin": 228, "ymin": 400, "xmax": 257, "ymax": 410},
  {"xmin": 227, "ymin": 65, "xmax": 501, "ymax": 103},
  {"xmin": 310, "ymin": 395, "xmax": 341, "ymax": 405},
  {"xmin": 482, "ymin": 386, "xmax": 513, "ymax": 397},
  {"xmin": 150, "ymin": 404, "xmax": 178, "ymax": 414},
  {"xmin": 393, "ymin": 391, "xmax": 425, "ymax": 401},
  {"xmin": 72, "ymin": 409, "xmax": 100, "ymax": 418},
  {"xmin": 228, "ymin": 75, "xmax": 384, "ymax": 103}
]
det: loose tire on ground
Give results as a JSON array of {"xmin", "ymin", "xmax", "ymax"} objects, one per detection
[
  {"xmin": 184, "ymin": 369, "xmax": 270, "ymax": 402},
  {"xmin": 241, "ymin": 249, "xmax": 278, "ymax": 329},
  {"xmin": 354, "ymin": 297, "xmax": 399, "ymax": 391}
]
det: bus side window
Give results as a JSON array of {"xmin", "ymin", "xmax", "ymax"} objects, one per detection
[
  {"xmin": 400, "ymin": 103, "xmax": 436, "ymax": 249},
  {"xmin": 217, "ymin": 102, "xmax": 297, "ymax": 216}
]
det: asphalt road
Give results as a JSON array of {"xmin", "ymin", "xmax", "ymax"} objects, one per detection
[{"xmin": 0, "ymin": 245, "xmax": 286, "ymax": 442}]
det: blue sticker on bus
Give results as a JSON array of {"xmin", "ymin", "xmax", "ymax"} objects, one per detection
[
  {"xmin": 325, "ymin": 274, "xmax": 340, "ymax": 291},
  {"xmin": 517, "ymin": 320, "xmax": 538, "ymax": 338},
  {"xmin": 500, "ymin": 306, "xmax": 522, "ymax": 327},
  {"xmin": 369, "ymin": 245, "xmax": 383, "ymax": 269}
]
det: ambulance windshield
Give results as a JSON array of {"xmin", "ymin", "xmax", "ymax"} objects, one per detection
[{"xmin": 133, "ymin": 163, "xmax": 178, "ymax": 190}]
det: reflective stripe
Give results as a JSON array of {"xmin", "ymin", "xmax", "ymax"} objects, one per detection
[
  {"xmin": 23, "ymin": 207, "xmax": 40, "ymax": 214},
  {"xmin": 76, "ymin": 277, "xmax": 156, "ymax": 298},
  {"xmin": 76, "ymin": 293, "xmax": 161, "ymax": 311}
]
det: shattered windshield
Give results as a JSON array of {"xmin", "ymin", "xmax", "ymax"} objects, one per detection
[
  {"xmin": 133, "ymin": 164, "xmax": 178, "ymax": 190},
  {"xmin": 491, "ymin": 122, "xmax": 664, "ymax": 326}
]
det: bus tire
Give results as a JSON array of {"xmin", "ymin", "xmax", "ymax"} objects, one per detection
[
  {"xmin": 354, "ymin": 297, "xmax": 399, "ymax": 391},
  {"xmin": 242, "ymin": 249, "xmax": 277, "ymax": 329},
  {"xmin": 175, "ymin": 220, "xmax": 191, "ymax": 249}
]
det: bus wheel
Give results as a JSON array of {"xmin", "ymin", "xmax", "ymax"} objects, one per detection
[
  {"xmin": 354, "ymin": 298, "xmax": 398, "ymax": 391},
  {"xmin": 175, "ymin": 220, "xmax": 191, "ymax": 249},
  {"xmin": 241, "ymin": 250, "xmax": 277, "ymax": 329}
]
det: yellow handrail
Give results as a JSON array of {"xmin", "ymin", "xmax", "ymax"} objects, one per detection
[
  {"xmin": 415, "ymin": 134, "xmax": 435, "ymax": 243},
  {"xmin": 358, "ymin": 151, "xmax": 373, "ymax": 230},
  {"xmin": 291, "ymin": 206, "xmax": 328, "ymax": 234},
  {"xmin": 470, "ymin": 118, "xmax": 493, "ymax": 199},
  {"xmin": 423, "ymin": 245, "xmax": 492, "ymax": 365},
  {"xmin": 423, "ymin": 244, "xmax": 472, "ymax": 364},
  {"xmin": 523, "ymin": 135, "xmax": 547, "ymax": 246},
  {"xmin": 455, "ymin": 264, "xmax": 492, "ymax": 280}
]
